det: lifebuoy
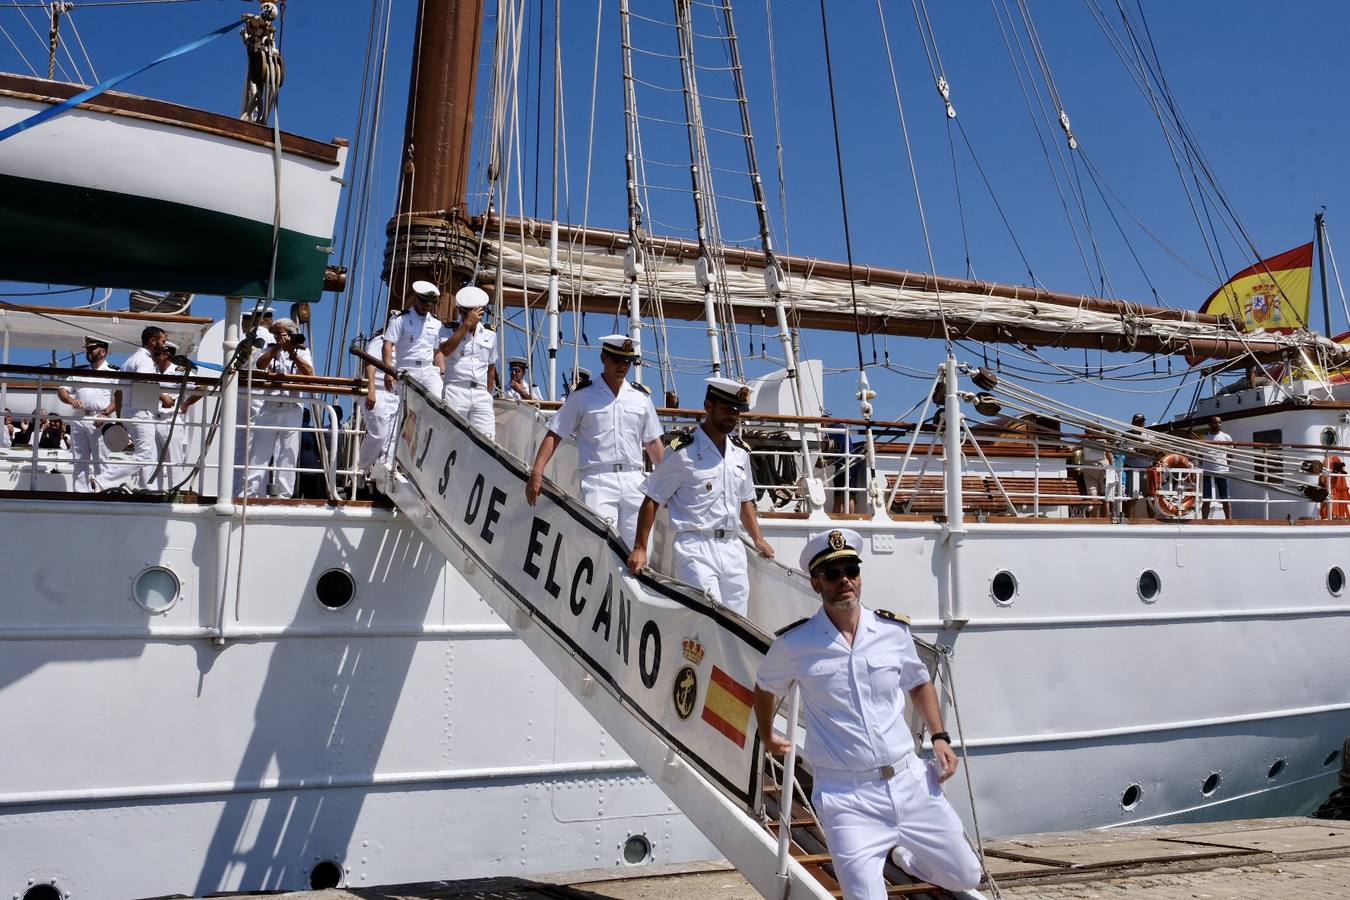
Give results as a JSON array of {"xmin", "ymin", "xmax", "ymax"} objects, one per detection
[
  {"xmin": 1321, "ymin": 455, "xmax": 1350, "ymax": 519},
  {"xmin": 1147, "ymin": 452, "xmax": 1198, "ymax": 518}
]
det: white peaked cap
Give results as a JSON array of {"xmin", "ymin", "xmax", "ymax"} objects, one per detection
[
  {"xmin": 799, "ymin": 528, "xmax": 863, "ymax": 575},
  {"xmin": 455, "ymin": 285, "xmax": 490, "ymax": 309},
  {"xmin": 411, "ymin": 280, "xmax": 440, "ymax": 299}
]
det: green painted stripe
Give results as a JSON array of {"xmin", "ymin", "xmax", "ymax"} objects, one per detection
[{"xmin": 0, "ymin": 173, "xmax": 333, "ymax": 301}]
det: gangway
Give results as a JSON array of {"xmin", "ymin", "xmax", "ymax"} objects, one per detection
[{"xmin": 372, "ymin": 375, "xmax": 968, "ymax": 900}]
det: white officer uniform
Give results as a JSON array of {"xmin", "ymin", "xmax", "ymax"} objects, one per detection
[
  {"xmin": 642, "ymin": 377, "xmax": 756, "ymax": 614},
  {"xmin": 384, "ymin": 283, "xmax": 449, "ymax": 397},
  {"xmin": 755, "ymin": 530, "xmax": 983, "ymax": 899},
  {"xmin": 441, "ymin": 285, "xmax": 498, "ymax": 439},
  {"xmin": 233, "ymin": 311, "xmax": 273, "ymax": 496},
  {"xmin": 547, "ymin": 336, "xmax": 662, "ymax": 548},
  {"xmin": 63, "ymin": 338, "xmax": 117, "ymax": 492},
  {"xmin": 245, "ymin": 327, "xmax": 312, "ymax": 498},
  {"xmin": 360, "ymin": 330, "xmax": 399, "ymax": 471},
  {"xmin": 118, "ymin": 344, "xmax": 162, "ymax": 489},
  {"xmin": 153, "ymin": 342, "xmax": 190, "ymax": 490}
]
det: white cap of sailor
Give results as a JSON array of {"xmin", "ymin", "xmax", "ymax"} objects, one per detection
[
  {"xmin": 454, "ymin": 285, "xmax": 490, "ymax": 310},
  {"xmin": 411, "ymin": 280, "xmax": 440, "ymax": 302},
  {"xmin": 704, "ymin": 376, "xmax": 752, "ymax": 412},
  {"xmin": 599, "ymin": 334, "xmax": 640, "ymax": 361},
  {"xmin": 799, "ymin": 528, "xmax": 863, "ymax": 577}
]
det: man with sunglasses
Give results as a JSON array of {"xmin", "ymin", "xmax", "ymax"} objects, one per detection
[
  {"xmin": 526, "ymin": 335, "xmax": 664, "ymax": 549},
  {"xmin": 753, "ymin": 529, "xmax": 983, "ymax": 899},
  {"xmin": 382, "ymin": 280, "xmax": 449, "ymax": 397},
  {"xmin": 627, "ymin": 376, "xmax": 774, "ymax": 615},
  {"xmin": 57, "ymin": 336, "xmax": 121, "ymax": 492}
]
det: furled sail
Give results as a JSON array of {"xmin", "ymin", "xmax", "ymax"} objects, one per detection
[{"xmin": 481, "ymin": 216, "xmax": 1347, "ymax": 362}]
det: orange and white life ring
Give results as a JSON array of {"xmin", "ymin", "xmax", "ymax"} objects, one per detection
[
  {"xmin": 1321, "ymin": 455, "xmax": 1350, "ymax": 519},
  {"xmin": 1147, "ymin": 452, "xmax": 1197, "ymax": 518}
]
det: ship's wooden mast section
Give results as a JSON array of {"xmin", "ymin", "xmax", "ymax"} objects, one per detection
[{"xmin": 382, "ymin": 0, "xmax": 487, "ymax": 320}]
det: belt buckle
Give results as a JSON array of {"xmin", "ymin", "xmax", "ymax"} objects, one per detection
[
  {"xmin": 880, "ymin": 764, "xmax": 895, "ymax": 780},
  {"xmin": 713, "ymin": 528, "xmax": 726, "ymax": 539}
]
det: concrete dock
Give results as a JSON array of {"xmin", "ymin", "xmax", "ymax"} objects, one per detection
[{"xmin": 251, "ymin": 816, "xmax": 1350, "ymax": 899}]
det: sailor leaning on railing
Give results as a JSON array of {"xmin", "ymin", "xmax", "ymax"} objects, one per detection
[
  {"xmin": 754, "ymin": 529, "xmax": 984, "ymax": 900},
  {"xmin": 56, "ymin": 335, "xmax": 120, "ymax": 492}
]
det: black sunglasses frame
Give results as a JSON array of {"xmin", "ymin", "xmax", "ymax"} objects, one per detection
[{"xmin": 819, "ymin": 563, "xmax": 861, "ymax": 582}]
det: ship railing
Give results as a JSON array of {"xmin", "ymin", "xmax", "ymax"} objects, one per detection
[{"xmin": 0, "ymin": 363, "xmax": 367, "ymax": 498}]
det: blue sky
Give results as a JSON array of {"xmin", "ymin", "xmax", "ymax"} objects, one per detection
[{"xmin": 2, "ymin": 0, "xmax": 1347, "ymax": 424}]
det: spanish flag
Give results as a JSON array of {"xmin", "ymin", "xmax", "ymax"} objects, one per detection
[
  {"xmin": 701, "ymin": 666, "xmax": 753, "ymax": 748},
  {"xmin": 1199, "ymin": 242, "xmax": 1313, "ymax": 333}
]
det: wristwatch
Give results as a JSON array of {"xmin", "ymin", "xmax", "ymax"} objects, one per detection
[{"xmin": 931, "ymin": 731, "xmax": 952, "ymax": 745}]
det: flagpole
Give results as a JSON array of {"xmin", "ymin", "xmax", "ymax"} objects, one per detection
[{"xmin": 1317, "ymin": 210, "xmax": 1333, "ymax": 336}]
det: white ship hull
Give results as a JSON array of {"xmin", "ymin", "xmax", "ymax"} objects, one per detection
[{"xmin": 1, "ymin": 492, "xmax": 1344, "ymax": 896}]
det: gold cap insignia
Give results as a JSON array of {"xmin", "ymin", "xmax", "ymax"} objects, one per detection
[
  {"xmin": 828, "ymin": 530, "xmax": 847, "ymax": 551},
  {"xmin": 737, "ymin": 387, "xmax": 750, "ymax": 402},
  {"xmin": 622, "ymin": 338, "xmax": 634, "ymax": 353}
]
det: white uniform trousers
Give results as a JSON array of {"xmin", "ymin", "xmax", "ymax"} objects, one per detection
[
  {"xmin": 672, "ymin": 531, "xmax": 749, "ymax": 615},
  {"xmin": 233, "ymin": 395, "xmax": 266, "ymax": 497},
  {"xmin": 124, "ymin": 411, "xmax": 159, "ymax": 489},
  {"xmin": 580, "ymin": 468, "xmax": 647, "ymax": 549},
  {"xmin": 245, "ymin": 399, "xmax": 302, "ymax": 498},
  {"xmin": 812, "ymin": 756, "xmax": 982, "ymax": 898},
  {"xmin": 442, "ymin": 382, "xmax": 496, "ymax": 439},
  {"xmin": 154, "ymin": 418, "xmax": 187, "ymax": 489},
  {"xmin": 359, "ymin": 390, "xmax": 399, "ymax": 472},
  {"xmin": 406, "ymin": 365, "xmax": 443, "ymax": 398},
  {"xmin": 68, "ymin": 417, "xmax": 105, "ymax": 492}
]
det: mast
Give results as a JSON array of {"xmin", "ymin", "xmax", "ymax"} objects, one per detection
[
  {"xmin": 1317, "ymin": 210, "xmax": 1333, "ymax": 336},
  {"xmin": 382, "ymin": 0, "xmax": 487, "ymax": 320}
]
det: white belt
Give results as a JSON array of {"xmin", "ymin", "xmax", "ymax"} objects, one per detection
[
  {"xmin": 403, "ymin": 358, "xmax": 434, "ymax": 368},
  {"xmin": 445, "ymin": 379, "xmax": 488, "ymax": 390},
  {"xmin": 581, "ymin": 463, "xmax": 644, "ymax": 474},
  {"xmin": 676, "ymin": 527, "xmax": 738, "ymax": 539},
  {"xmin": 811, "ymin": 758, "xmax": 910, "ymax": 784}
]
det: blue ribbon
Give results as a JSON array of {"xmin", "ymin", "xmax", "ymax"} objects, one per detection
[{"xmin": 0, "ymin": 18, "xmax": 240, "ymax": 144}]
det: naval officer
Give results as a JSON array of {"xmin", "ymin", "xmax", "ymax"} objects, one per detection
[
  {"xmin": 118, "ymin": 325, "xmax": 174, "ymax": 489},
  {"xmin": 57, "ymin": 336, "xmax": 122, "ymax": 493},
  {"xmin": 626, "ymin": 376, "xmax": 774, "ymax": 615},
  {"xmin": 526, "ymin": 335, "xmax": 664, "ymax": 548},
  {"xmin": 753, "ymin": 529, "xmax": 984, "ymax": 899},
  {"xmin": 505, "ymin": 356, "xmax": 539, "ymax": 400},
  {"xmin": 438, "ymin": 285, "xmax": 498, "ymax": 439},
  {"xmin": 382, "ymin": 280, "xmax": 449, "ymax": 397},
  {"xmin": 360, "ymin": 315, "xmax": 399, "ymax": 472}
]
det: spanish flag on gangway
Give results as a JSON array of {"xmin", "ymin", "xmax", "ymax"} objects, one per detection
[{"xmin": 1199, "ymin": 242, "xmax": 1314, "ymax": 333}]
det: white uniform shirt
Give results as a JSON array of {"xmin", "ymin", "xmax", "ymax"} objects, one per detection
[
  {"xmin": 548, "ymin": 379, "xmax": 661, "ymax": 469},
  {"xmin": 119, "ymin": 347, "xmax": 158, "ymax": 415},
  {"xmin": 258, "ymin": 346, "xmax": 313, "ymax": 397},
  {"xmin": 69, "ymin": 361, "xmax": 117, "ymax": 416},
  {"xmin": 756, "ymin": 607, "xmax": 930, "ymax": 772},
  {"xmin": 384, "ymin": 309, "xmax": 448, "ymax": 369},
  {"xmin": 365, "ymin": 334, "xmax": 391, "ymax": 394},
  {"xmin": 1203, "ymin": 430, "xmax": 1233, "ymax": 474},
  {"xmin": 442, "ymin": 322, "xmax": 498, "ymax": 386},
  {"xmin": 644, "ymin": 426, "xmax": 754, "ymax": 533},
  {"xmin": 505, "ymin": 382, "xmax": 540, "ymax": 401}
]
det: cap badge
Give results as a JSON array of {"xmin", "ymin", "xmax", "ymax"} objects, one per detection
[
  {"xmin": 622, "ymin": 338, "xmax": 634, "ymax": 353},
  {"xmin": 737, "ymin": 387, "xmax": 750, "ymax": 402},
  {"xmin": 828, "ymin": 530, "xmax": 847, "ymax": 551}
]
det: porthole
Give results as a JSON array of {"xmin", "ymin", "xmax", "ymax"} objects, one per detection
[
  {"xmin": 1201, "ymin": 772, "xmax": 1221, "ymax": 796},
  {"xmin": 1321, "ymin": 427, "xmax": 1337, "ymax": 447},
  {"xmin": 1328, "ymin": 567, "xmax": 1345, "ymax": 597},
  {"xmin": 990, "ymin": 570, "xmax": 1018, "ymax": 605},
  {"xmin": 132, "ymin": 566, "xmax": 181, "ymax": 613},
  {"xmin": 1267, "ymin": 758, "xmax": 1286, "ymax": 780},
  {"xmin": 1324, "ymin": 750, "xmax": 1341, "ymax": 767},
  {"xmin": 309, "ymin": 859, "xmax": 344, "ymax": 890},
  {"xmin": 22, "ymin": 886, "xmax": 61, "ymax": 900},
  {"xmin": 622, "ymin": 833, "xmax": 652, "ymax": 866},
  {"xmin": 1120, "ymin": 783, "xmax": 1142, "ymax": 810},
  {"xmin": 314, "ymin": 569, "xmax": 356, "ymax": 611},
  {"xmin": 1137, "ymin": 570, "xmax": 1161, "ymax": 602}
]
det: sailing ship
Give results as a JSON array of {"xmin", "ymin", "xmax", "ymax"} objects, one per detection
[{"xmin": 1, "ymin": 1, "xmax": 1348, "ymax": 898}]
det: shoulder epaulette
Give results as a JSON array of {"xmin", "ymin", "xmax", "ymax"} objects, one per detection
[
  {"xmin": 875, "ymin": 609, "xmax": 911, "ymax": 625},
  {"xmin": 730, "ymin": 433, "xmax": 750, "ymax": 451},
  {"xmin": 668, "ymin": 430, "xmax": 694, "ymax": 451},
  {"xmin": 630, "ymin": 381, "xmax": 651, "ymax": 395},
  {"xmin": 107, "ymin": 364, "xmax": 121, "ymax": 371},
  {"xmin": 483, "ymin": 322, "xmax": 495, "ymax": 331},
  {"xmin": 575, "ymin": 378, "xmax": 595, "ymax": 391},
  {"xmin": 775, "ymin": 617, "xmax": 809, "ymax": 637}
]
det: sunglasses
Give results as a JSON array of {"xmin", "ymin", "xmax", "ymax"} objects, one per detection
[{"xmin": 819, "ymin": 563, "xmax": 861, "ymax": 582}]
